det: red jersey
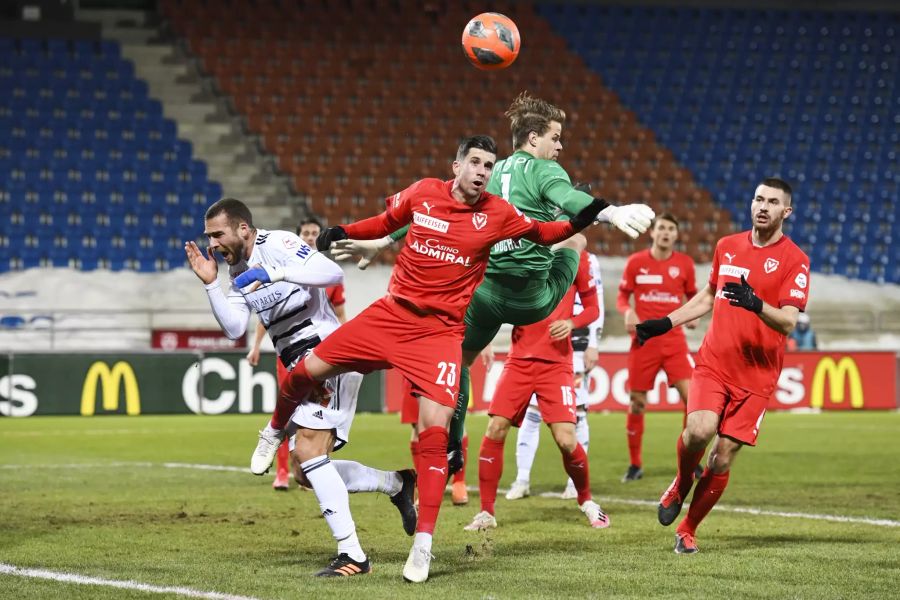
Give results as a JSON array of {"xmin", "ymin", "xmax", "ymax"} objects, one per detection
[
  {"xmin": 699, "ymin": 231, "xmax": 810, "ymax": 396},
  {"xmin": 618, "ymin": 249, "xmax": 696, "ymax": 346},
  {"xmin": 326, "ymin": 283, "xmax": 345, "ymax": 308},
  {"xmin": 508, "ymin": 251, "xmax": 599, "ymax": 364},
  {"xmin": 342, "ymin": 178, "xmax": 576, "ymax": 323}
]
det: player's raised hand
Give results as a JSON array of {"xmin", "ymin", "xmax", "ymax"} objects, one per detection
[
  {"xmin": 330, "ymin": 236, "xmax": 392, "ymax": 270},
  {"xmin": 723, "ymin": 275, "xmax": 763, "ymax": 313},
  {"xmin": 635, "ymin": 317, "xmax": 672, "ymax": 346},
  {"xmin": 185, "ymin": 241, "xmax": 218, "ymax": 285},
  {"xmin": 315, "ymin": 226, "xmax": 348, "ymax": 252},
  {"xmin": 548, "ymin": 318, "xmax": 574, "ymax": 340},
  {"xmin": 599, "ymin": 204, "xmax": 656, "ymax": 239}
]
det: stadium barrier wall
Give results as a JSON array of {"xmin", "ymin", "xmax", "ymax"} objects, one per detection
[
  {"xmin": 0, "ymin": 351, "xmax": 384, "ymax": 417},
  {"xmin": 385, "ymin": 351, "xmax": 899, "ymax": 413}
]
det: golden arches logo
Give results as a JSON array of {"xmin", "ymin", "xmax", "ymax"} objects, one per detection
[
  {"xmin": 80, "ymin": 361, "xmax": 141, "ymax": 416},
  {"xmin": 810, "ymin": 356, "xmax": 863, "ymax": 409}
]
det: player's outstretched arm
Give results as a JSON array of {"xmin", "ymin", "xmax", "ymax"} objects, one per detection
[
  {"xmin": 635, "ymin": 283, "xmax": 714, "ymax": 345},
  {"xmin": 330, "ymin": 236, "xmax": 394, "ymax": 270},
  {"xmin": 544, "ymin": 181, "xmax": 655, "ymax": 239}
]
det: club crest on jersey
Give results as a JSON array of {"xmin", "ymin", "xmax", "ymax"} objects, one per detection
[
  {"xmin": 472, "ymin": 212, "xmax": 488, "ymax": 230},
  {"xmin": 282, "ymin": 237, "xmax": 299, "ymax": 250},
  {"xmin": 668, "ymin": 266, "xmax": 680, "ymax": 278},
  {"xmin": 764, "ymin": 258, "xmax": 780, "ymax": 274}
]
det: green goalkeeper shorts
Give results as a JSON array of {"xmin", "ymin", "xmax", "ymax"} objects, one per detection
[{"xmin": 462, "ymin": 247, "xmax": 580, "ymax": 353}]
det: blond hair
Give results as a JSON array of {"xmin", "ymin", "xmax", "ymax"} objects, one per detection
[{"xmin": 506, "ymin": 92, "xmax": 566, "ymax": 149}]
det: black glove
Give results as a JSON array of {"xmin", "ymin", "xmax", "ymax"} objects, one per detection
[
  {"xmin": 723, "ymin": 275, "xmax": 763, "ymax": 313},
  {"xmin": 447, "ymin": 438, "xmax": 464, "ymax": 477},
  {"xmin": 635, "ymin": 317, "xmax": 672, "ymax": 346},
  {"xmin": 315, "ymin": 226, "xmax": 347, "ymax": 252},
  {"xmin": 569, "ymin": 197, "xmax": 610, "ymax": 230}
]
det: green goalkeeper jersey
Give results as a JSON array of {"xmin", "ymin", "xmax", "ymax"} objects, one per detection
[{"xmin": 485, "ymin": 150, "xmax": 593, "ymax": 278}]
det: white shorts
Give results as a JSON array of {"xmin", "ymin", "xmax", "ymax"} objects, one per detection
[{"xmin": 287, "ymin": 371, "xmax": 363, "ymax": 452}]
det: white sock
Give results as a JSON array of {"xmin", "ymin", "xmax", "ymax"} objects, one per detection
[
  {"xmin": 300, "ymin": 455, "xmax": 365, "ymax": 562},
  {"xmin": 575, "ymin": 409, "xmax": 590, "ymax": 450},
  {"xmin": 515, "ymin": 406, "xmax": 542, "ymax": 483},
  {"xmin": 332, "ymin": 460, "xmax": 402, "ymax": 496},
  {"xmin": 413, "ymin": 531, "xmax": 432, "ymax": 552}
]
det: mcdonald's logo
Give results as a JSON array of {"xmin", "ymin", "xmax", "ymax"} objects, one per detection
[
  {"xmin": 810, "ymin": 356, "xmax": 863, "ymax": 409},
  {"xmin": 80, "ymin": 361, "xmax": 141, "ymax": 416}
]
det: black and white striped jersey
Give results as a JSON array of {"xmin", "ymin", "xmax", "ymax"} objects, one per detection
[{"xmin": 226, "ymin": 229, "xmax": 341, "ymax": 368}]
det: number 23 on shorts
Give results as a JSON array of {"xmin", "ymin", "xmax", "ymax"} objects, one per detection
[{"xmin": 436, "ymin": 361, "xmax": 458, "ymax": 386}]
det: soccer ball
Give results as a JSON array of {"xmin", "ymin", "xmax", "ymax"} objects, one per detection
[{"xmin": 461, "ymin": 12, "xmax": 520, "ymax": 70}]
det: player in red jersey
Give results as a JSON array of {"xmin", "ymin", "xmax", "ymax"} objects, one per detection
[
  {"xmin": 238, "ymin": 136, "xmax": 608, "ymax": 582},
  {"xmin": 636, "ymin": 178, "xmax": 810, "ymax": 554},
  {"xmin": 464, "ymin": 250, "xmax": 611, "ymax": 532},
  {"xmin": 246, "ymin": 217, "xmax": 352, "ymax": 490},
  {"xmin": 617, "ymin": 213, "xmax": 698, "ymax": 482}
]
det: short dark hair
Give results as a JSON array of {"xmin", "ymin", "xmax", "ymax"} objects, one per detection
[
  {"xmin": 205, "ymin": 198, "xmax": 254, "ymax": 229},
  {"xmin": 456, "ymin": 135, "xmax": 497, "ymax": 161},
  {"xmin": 760, "ymin": 177, "xmax": 793, "ymax": 204},
  {"xmin": 653, "ymin": 212, "xmax": 679, "ymax": 229},
  {"xmin": 297, "ymin": 217, "xmax": 322, "ymax": 235}
]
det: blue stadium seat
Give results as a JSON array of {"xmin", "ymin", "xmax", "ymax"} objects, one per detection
[
  {"xmin": 536, "ymin": 5, "xmax": 899, "ymax": 283},
  {"xmin": 0, "ymin": 35, "xmax": 222, "ymax": 273}
]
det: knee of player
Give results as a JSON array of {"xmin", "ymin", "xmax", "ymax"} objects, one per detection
[
  {"xmin": 683, "ymin": 424, "xmax": 715, "ymax": 448},
  {"xmin": 485, "ymin": 416, "xmax": 511, "ymax": 441},
  {"xmin": 552, "ymin": 430, "xmax": 577, "ymax": 453},
  {"xmin": 628, "ymin": 394, "xmax": 647, "ymax": 413}
]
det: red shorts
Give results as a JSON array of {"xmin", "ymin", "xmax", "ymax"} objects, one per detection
[
  {"xmin": 627, "ymin": 336, "xmax": 694, "ymax": 391},
  {"xmin": 688, "ymin": 365, "xmax": 768, "ymax": 446},
  {"xmin": 313, "ymin": 296, "xmax": 464, "ymax": 409},
  {"xmin": 400, "ymin": 378, "xmax": 419, "ymax": 424},
  {"xmin": 276, "ymin": 358, "xmax": 289, "ymax": 385},
  {"xmin": 489, "ymin": 358, "xmax": 577, "ymax": 427}
]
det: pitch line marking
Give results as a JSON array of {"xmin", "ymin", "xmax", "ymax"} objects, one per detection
[
  {"xmin": 2, "ymin": 461, "xmax": 896, "ymax": 528},
  {"xmin": 0, "ymin": 562, "xmax": 264, "ymax": 600}
]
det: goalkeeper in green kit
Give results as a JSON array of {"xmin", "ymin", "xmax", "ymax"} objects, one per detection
[{"xmin": 328, "ymin": 93, "xmax": 655, "ymax": 470}]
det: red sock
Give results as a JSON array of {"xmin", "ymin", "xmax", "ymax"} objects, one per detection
[
  {"xmin": 452, "ymin": 434, "xmax": 469, "ymax": 483},
  {"xmin": 270, "ymin": 362, "xmax": 314, "ymax": 429},
  {"xmin": 410, "ymin": 440, "xmax": 420, "ymax": 473},
  {"xmin": 561, "ymin": 443, "xmax": 592, "ymax": 505},
  {"xmin": 275, "ymin": 441, "xmax": 290, "ymax": 477},
  {"xmin": 478, "ymin": 436, "xmax": 505, "ymax": 515},
  {"xmin": 675, "ymin": 435, "xmax": 705, "ymax": 498},
  {"xmin": 677, "ymin": 469, "xmax": 730, "ymax": 535},
  {"xmin": 415, "ymin": 426, "xmax": 449, "ymax": 534},
  {"xmin": 626, "ymin": 412, "xmax": 644, "ymax": 467}
]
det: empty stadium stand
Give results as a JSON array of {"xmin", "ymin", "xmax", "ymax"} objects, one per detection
[
  {"xmin": 537, "ymin": 4, "xmax": 898, "ymax": 283},
  {"xmin": 0, "ymin": 35, "xmax": 221, "ymax": 272},
  {"xmin": 160, "ymin": 0, "xmax": 733, "ymax": 263}
]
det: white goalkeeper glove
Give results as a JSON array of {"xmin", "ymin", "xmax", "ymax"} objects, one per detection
[
  {"xmin": 597, "ymin": 204, "xmax": 655, "ymax": 239},
  {"xmin": 330, "ymin": 236, "xmax": 393, "ymax": 270}
]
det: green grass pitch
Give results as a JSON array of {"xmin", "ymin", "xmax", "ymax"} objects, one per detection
[{"xmin": 1, "ymin": 412, "xmax": 898, "ymax": 599}]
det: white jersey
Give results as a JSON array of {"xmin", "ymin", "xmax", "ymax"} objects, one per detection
[
  {"xmin": 572, "ymin": 252, "xmax": 604, "ymax": 374},
  {"xmin": 224, "ymin": 229, "xmax": 341, "ymax": 368}
]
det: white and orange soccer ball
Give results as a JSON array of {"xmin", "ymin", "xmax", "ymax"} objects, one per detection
[{"xmin": 461, "ymin": 12, "xmax": 521, "ymax": 70}]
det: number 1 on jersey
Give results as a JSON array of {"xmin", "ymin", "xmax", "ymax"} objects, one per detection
[{"xmin": 500, "ymin": 173, "xmax": 512, "ymax": 202}]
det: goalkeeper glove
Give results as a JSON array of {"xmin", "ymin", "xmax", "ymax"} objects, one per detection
[
  {"xmin": 598, "ymin": 204, "xmax": 655, "ymax": 239},
  {"xmin": 723, "ymin": 275, "xmax": 763, "ymax": 313},
  {"xmin": 635, "ymin": 317, "xmax": 672, "ymax": 346},
  {"xmin": 570, "ymin": 198, "xmax": 611, "ymax": 230},
  {"xmin": 234, "ymin": 265, "xmax": 284, "ymax": 288},
  {"xmin": 315, "ymin": 226, "xmax": 348, "ymax": 252}
]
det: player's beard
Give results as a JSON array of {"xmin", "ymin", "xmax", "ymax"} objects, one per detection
[{"xmin": 218, "ymin": 241, "xmax": 244, "ymax": 265}]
